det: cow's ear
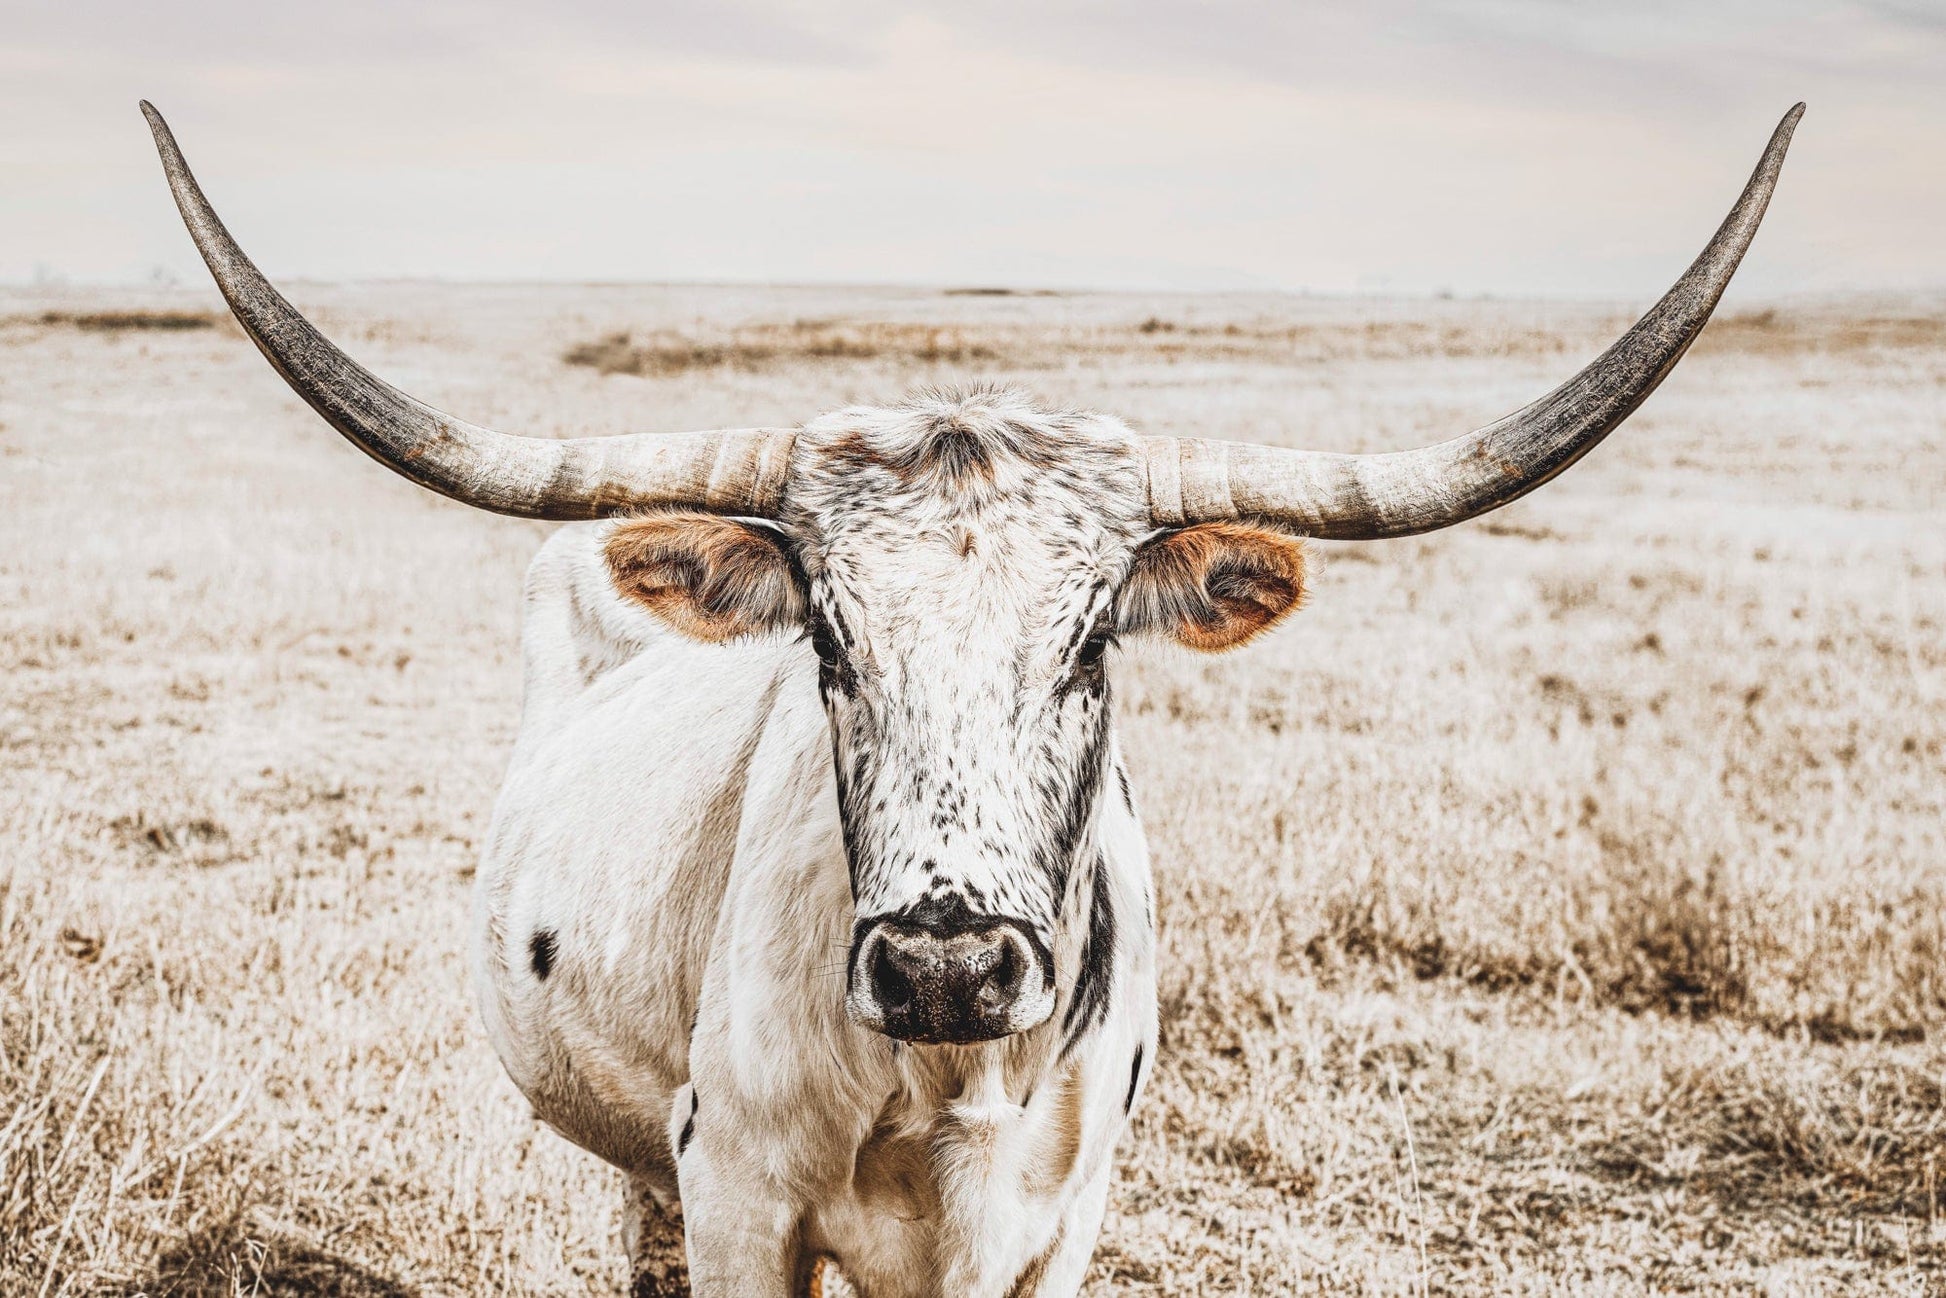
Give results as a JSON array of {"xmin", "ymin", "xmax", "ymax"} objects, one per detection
[
  {"xmin": 604, "ymin": 512, "xmax": 805, "ymax": 642},
  {"xmin": 1119, "ymin": 522, "xmax": 1307, "ymax": 652}
]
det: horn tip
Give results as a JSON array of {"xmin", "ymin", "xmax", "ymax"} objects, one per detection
[{"xmin": 139, "ymin": 100, "xmax": 175, "ymax": 150}]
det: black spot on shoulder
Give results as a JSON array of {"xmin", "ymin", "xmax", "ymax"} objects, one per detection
[
  {"xmin": 528, "ymin": 929, "xmax": 558, "ymax": 982},
  {"xmin": 1124, "ymin": 1043, "xmax": 1145, "ymax": 1114},
  {"xmin": 678, "ymin": 1088, "xmax": 698, "ymax": 1156},
  {"xmin": 1116, "ymin": 764, "xmax": 1133, "ymax": 813}
]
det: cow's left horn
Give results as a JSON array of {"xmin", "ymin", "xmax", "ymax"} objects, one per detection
[
  {"xmin": 142, "ymin": 102, "xmax": 793, "ymax": 519},
  {"xmin": 1142, "ymin": 104, "xmax": 1802, "ymax": 538}
]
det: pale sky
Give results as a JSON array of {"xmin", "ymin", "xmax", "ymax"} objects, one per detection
[{"xmin": 3, "ymin": 0, "xmax": 1941, "ymax": 296}]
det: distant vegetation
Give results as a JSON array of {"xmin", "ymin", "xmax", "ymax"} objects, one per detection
[
  {"xmin": 563, "ymin": 320, "xmax": 1002, "ymax": 377},
  {"xmin": 27, "ymin": 309, "xmax": 221, "ymax": 332},
  {"xmin": 560, "ymin": 304, "xmax": 1946, "ymax": 385}
]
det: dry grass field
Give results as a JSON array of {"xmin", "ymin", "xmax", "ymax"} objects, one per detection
[{"xmin": 1, "ymin": 280, "xmax": 1942, "ymax": 1295}]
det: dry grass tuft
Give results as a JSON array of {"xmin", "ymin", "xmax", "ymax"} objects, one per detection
[{"xmin": 1588, "ymin": 1049, "xmax": 1946, "ymax": 1216}]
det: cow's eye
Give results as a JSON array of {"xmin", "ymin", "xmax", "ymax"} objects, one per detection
[
  {"xmin": 810, "ymin": 614, "xmax": 840, "ymax": 667},
  {"xmin": 809, "ymin": 611, "xmax": 856, "ymax": 697},
  {"xmin": 1074, "ymin": 627, "xmax": 1114, "ymax": 680}
]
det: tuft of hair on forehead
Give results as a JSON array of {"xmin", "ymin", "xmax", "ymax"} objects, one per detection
[{"xmin": 803, "ymin": 385, "xmax": 1134, "ymax": 508}]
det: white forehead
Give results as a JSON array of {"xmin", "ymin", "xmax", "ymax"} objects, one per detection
[{"xmin": 784, "ymin": 387, "xmax": 1150, "ymax": 613}]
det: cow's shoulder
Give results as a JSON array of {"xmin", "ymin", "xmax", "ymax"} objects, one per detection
[
  {"xmin": 513, "ymin": 522, "xmax": 794, "ymax": 727},
  {"xmin": 519, "ymin": 522, "xmax": 664, "ymax": 711}
]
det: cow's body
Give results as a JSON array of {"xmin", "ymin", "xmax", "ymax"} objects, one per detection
[{"xmin": 476, "ymin": 400, "xmax": 1161, "ymax": 1296}]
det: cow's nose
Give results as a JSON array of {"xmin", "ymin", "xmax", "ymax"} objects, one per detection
[{"xmin": 848, "ymin": 921, "xmax": 1050, "ymax": 1043}]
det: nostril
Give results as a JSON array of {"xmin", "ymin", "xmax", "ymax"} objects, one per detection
[
  {"xmin": 869, "ymin": 937, "xmax": 916, "ymax": 1012},
  {"xmin": 979, "ymin": 936, "xmax": 1022, "ymax": 1009}
]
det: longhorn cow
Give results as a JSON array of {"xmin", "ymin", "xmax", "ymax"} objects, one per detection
[{"xmin": 143, "ymin": 101, "xmax": 1799, "ymax": 1297}]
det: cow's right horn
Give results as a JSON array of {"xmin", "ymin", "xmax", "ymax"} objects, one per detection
[
  {"xmin": 142, "ymin": 101, "xmax": 794, "ymax": 519},
  {"xmin": 1141, "ymin": 104, "xmax": 1802, "ymax": 538}
]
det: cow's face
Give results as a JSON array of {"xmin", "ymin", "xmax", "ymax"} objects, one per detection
[{"xmin": 606, "ymin": 389, "xmax": 1305, "ymax": 1044}]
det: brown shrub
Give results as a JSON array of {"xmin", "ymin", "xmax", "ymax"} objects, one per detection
[
  {"xmin": 563, "ymin": 321, "xmax": 1001, "ymax": 377},
  {"xmin": 33, "ymin": 309, "xmax": 222, "ymax": 332}
]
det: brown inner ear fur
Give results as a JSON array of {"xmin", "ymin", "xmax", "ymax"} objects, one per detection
[
  {"xmin": 1120, "ymin": 522, "xmax": 1308, "ymax": 652},
  {"xmin": 604, "ymin": 512, "xmax": 804, "ymax": 643}
]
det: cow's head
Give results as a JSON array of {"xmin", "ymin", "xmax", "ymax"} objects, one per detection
[
  {"xmin": 602, "ymin": 391, "xmax": 1307, "ymax": 1041},
  {"xmin": 141, "ymin": 100, "xmax": 1800, "ymax": 1042}
]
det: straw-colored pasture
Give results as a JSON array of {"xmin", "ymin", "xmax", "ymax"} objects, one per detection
[{"xmin": 1, "ymin": 283, "xmax": 1940, "ymax": 1293}]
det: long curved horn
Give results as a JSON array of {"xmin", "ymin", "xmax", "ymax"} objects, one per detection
[
  {"xmin": 141, "ymin": 102, "xmax": 793, "ymax": 519},
  {"xmin": 1143, "ymin": 104, "xmax": 1803, "ymax": 539}
]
